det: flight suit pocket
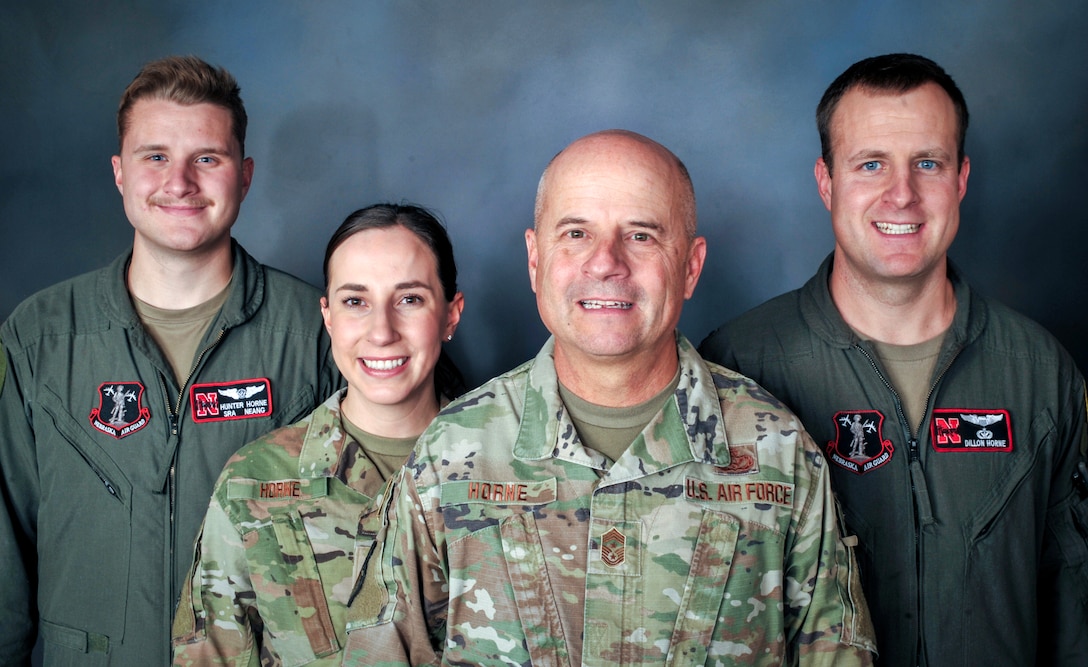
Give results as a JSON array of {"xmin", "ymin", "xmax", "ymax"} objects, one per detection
[
  {"xmin": 40, "ymin": 619, "xmax": 110, "ymax": 667},
  {"xmin": 37, "ymin": 387, "xmax": 132, "ymax": 646},
  {"xmin": 243, "ymin": 509, "xmax": 339, "ymax": 667}
]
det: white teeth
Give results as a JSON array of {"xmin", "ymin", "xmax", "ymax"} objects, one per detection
[
  {"xmin": 874, "ymin": 222, "xmax": 920, "ymax": 235},
  {"xmin": 363, "ymin": 358, "xmax": 406, "ymax": 371},
  {"xmin": 581, "ymin": 300, "xmax": 632, "ymax": 310}
]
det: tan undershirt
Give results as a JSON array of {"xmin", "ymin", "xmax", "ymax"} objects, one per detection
[
  {"xmin": 133, "ymin": 284, "xmax": 230, "ymax": 384},
  {"xmin": 868, "ymin": 332, "xmax": 946, "ymax": 435},
  {"xmin": 559, "ymin": 368, "xmax": 681, "ymax": 464},
  {"xmin": 341, "ymin": 417, "xmax": 418, "ymax": 482}
]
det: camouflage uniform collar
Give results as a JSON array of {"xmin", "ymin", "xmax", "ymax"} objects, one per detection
[
  {"xmin": 513, "ymin": 334, "xmax": 732, "ymax": 472},
  {"xmin": 298, "ymin": 389, "xmax": 353, "ymax": 479}
]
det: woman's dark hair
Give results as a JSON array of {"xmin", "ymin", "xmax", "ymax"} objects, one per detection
[{"xmin": 324, "ymin": 203, "xmax": 466, "ymax": 399}]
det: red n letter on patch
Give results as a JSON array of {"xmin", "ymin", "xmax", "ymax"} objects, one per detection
[{"xmin": 935, "ymin": 418, "xmax": 961, "ymax": 445}]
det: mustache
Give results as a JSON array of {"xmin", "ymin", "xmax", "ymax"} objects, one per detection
[{"xmin": 148, "ymin": 196, "xmax": 213, "ymax": 208}]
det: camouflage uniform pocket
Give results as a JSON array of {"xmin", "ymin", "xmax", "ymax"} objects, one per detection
[{"xmin": 243, "ymin": 510, "xmax": 339, "ymax": 667}]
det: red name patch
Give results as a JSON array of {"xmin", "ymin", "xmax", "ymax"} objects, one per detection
[
  {"xmin": 190, "ymin": 378, "xmax": 273, "ymax": 423},
  {"xmin": 930, "ymin": 408, "xmax": 1012, "ymax": 452}
]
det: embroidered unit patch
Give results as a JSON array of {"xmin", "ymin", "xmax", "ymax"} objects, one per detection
[
  {"xmin": 89, "ymin": 382, "xmax": 151, "ymax": 439},
  {"xmin": 826, "ymin": 410, "xmax": 895, "ymax": 474},
  {"xmin": 712, "ymin": 443, "xmax": 760, "ymax": 475}
]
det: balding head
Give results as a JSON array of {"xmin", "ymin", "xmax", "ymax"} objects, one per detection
[{"xmin": 534, "ymin": 130, "xmax": 697, "ymax": 239}]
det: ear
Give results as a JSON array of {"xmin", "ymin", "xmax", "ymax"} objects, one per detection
[
  {"xmin": 957, "ymin": 156, "xmax": 970, "ymax": 202},
  {"xmin": 683, "ymin": 237, "xmax": 707, "ymax": 300},
  {"xmin": 111, "ymin": 155, "xmax": 124, "ymax": 196},
  {"xmin": 444, "ymin": 291, "xmax": 465, "ymax": 339},
  {"xmin": 815, "ymin": 157, "xmax": 833, "ymax": 212},
  {"xmin": 320, "ymin": 296, "xmax": 333, "ymax": 335},
  {"xmin": 240, "ymin": 157, "xmax": 255, "ymax": 200},
  {"xmin": 525, "ymin": 228, "xmax": 539, "ymax": 294}
]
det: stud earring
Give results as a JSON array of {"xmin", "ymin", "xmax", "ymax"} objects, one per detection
[{"xmin": 446, "ymin": 334, "xmax": 453, "ymax": 342}]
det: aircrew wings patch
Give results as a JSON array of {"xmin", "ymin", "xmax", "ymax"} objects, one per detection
[{"xmin": 930, "ymin": 408, "xmax": 1012, "ymax": 452}]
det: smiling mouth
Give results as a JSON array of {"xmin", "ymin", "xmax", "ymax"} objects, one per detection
[
  {"xmin": 874, "ymin": 222, "xmax": 920, "ymax": 235},
  {"xmin": 580, "ymin": 300, "xmax": 633, "ymax": 310},
  {"xmin": 363, "ymin": 357, "xmax": 407, "ymax": 371}
]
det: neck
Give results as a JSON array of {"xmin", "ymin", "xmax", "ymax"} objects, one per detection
[
  {"xmin": 340, "ymin": 390, "xmax": 439, "ymax": 439},
  {"xmin": 128, "ymin": 238, "xmax": 234, "ymax": 309},
  {"xmin": 829, "ymin": 259, "xmax": 956, "ymax": 345},
  {"xmin": 553, "ymin": 343, "xmax": 679, "ymax": 408}
]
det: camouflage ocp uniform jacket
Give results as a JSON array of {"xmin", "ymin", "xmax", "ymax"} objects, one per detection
[
  {"xmin": 343, "ymin": 335, "xmax": 876, "ymax": 666},
  {"xmin": 173, "ymin": 390, "xmax": 385, "ymax": 667}
]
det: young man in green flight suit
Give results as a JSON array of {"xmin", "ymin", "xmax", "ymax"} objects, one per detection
[{"xmin": 0, "ymin": 56, "xmax": 340, "ymax": 665}]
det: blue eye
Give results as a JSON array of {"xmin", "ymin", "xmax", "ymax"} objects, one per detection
[
  {"xmin": 861, "ymin": 161, "xmax": 880, "ymax": 171},
  {"xmin": 918, "ymin": 159, "xmax": 937, "ymax": 170}
]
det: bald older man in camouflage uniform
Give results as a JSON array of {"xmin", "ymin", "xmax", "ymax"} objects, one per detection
[{"xmin": 342, "ymin": 130, "xmax": 876, "ymax": 665}]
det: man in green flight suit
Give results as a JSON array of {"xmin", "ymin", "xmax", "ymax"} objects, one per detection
[{"xmin": 0, "ymin": 56, "xmax": 340, "ymax": 665}]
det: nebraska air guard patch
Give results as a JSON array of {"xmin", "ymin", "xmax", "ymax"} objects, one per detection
[
  {"xmin": 827, "ymin": 410, "xmax": 894, "ymax": 474},
  {"xmin": 89, "ymin": 382, "xmax": 151, "ymax": 439}
]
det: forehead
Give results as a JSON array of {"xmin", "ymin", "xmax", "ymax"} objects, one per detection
[
  {"xmin": 540, "ymin": 139, "xmax": 682, "ymax": 228},
  {"xmin": 328, "ymin": 226, "xmax": 438, "ymax": 282},
  {"xmin": 122, "ymin": 98, "xmax": 236, "ymax": 148},
  {"xmin": 829, "ymin": 83, "xmax": 958, "ymax": 151}
]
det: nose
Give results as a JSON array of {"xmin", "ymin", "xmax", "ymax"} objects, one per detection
[
  {"xmin": 582, "ymin": 233, "xmax": 630, "ymax": 281},
  {"xmin": 883, "ymin": 167, "xmax": 920, "ymax": 209},
  {"xmin": 366, "ymin": 305, "xmax": 399, "ymax": 346},
  {"xmin": 163, "ymin": 161, "xmax": 198, "ymax": 198}
]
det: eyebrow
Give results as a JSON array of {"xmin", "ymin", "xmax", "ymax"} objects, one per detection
[
  {"xmin": 847, "ymin": 148, "xmax": 953, "ymax": 162},
  {"xmin": 555, "ymin": 216, "xmax": 666, "ymax": 233},
  {"xmin": 334, "ymin": 280, "xmax": 435, "ymax": 293},
  {"xmin": 130, "ymin": 144, "xmax": 232, "ymax": 156}
]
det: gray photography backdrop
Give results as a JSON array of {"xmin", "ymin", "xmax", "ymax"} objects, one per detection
[{"xmin": 3, "ymin": 1, "xmax": 1086, "ymax": 388}]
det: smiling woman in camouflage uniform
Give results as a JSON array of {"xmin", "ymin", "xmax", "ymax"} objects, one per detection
[{"xmin": 172, "ymin": 203, "xmax": 465, "ymax": 666}]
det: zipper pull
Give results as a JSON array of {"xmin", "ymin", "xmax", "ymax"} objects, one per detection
[{"xmin": 908, "ymin": 438, "xmax": 936, "ymax": 528}]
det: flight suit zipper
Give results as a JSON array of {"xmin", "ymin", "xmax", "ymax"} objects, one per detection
[
  {"xmin": 159, "ymin": 327, "xmax": 227, "ymax": 615},
  {"xmin": 854, "ymin": 342, "xmax": 959, "ymax": 667}
]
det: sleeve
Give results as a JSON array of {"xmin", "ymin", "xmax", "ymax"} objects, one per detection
[
  {"xmin": 786, "ymin": 431, "xmax": 877, "ymax": 666},
  {"xmin": 341, "ymin": 465, "xmax": 445, "ymax": 666},
  {"xmin": 697, "ymin": 324, "xmax": 742, "ymax": 371},
  {"xmin": 0, "ymin": 337, "xmax": 39, "ymax": 665},
  {"xmin": 172, "ymin": 492, "xmax": 260, "ymax": 667},
  {"xmin": 1036, "ymin": 375, "xmax": 1088, "ymax": 665}
]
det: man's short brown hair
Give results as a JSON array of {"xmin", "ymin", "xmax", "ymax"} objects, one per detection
[{"xmin": 116, "ymin": 55, "xmax": 247, "ymax": 154}]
